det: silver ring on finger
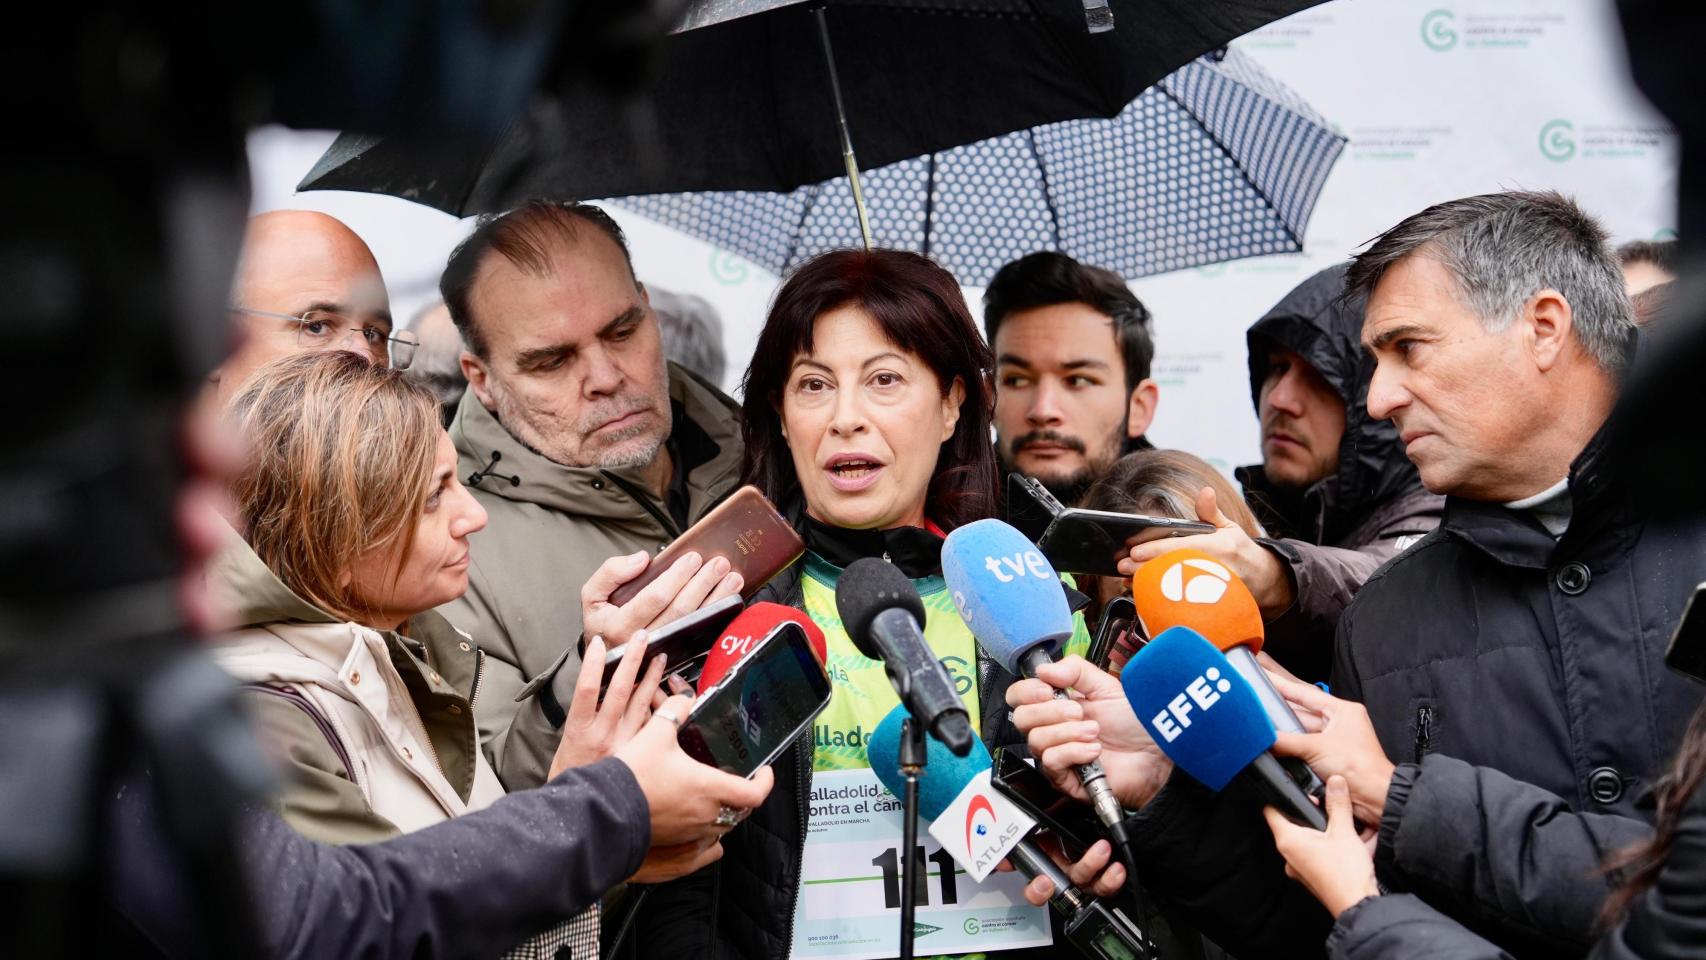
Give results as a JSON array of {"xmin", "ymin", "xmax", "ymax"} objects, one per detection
[{"xmin": 714, "ymin": 804, "xmax": 742, "ymax": 828}]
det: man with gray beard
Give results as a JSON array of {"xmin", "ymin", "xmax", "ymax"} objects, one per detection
[{"xmin": 438, "ymin": 202, "xmax": 746, "ymax": 789}]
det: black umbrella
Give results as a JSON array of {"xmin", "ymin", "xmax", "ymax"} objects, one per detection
[{"xmin": 301, "ymin": 0, "xmax": 1328, "ymax": 242}]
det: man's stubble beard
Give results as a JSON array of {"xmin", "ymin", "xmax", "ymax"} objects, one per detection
[
  {"xmin": 998, "ymin": 416, "xmax": 1129, "ymax": 507},
  {"xmin": 485, "ymin": 360, "xmax": 670, "ymax": 471}
]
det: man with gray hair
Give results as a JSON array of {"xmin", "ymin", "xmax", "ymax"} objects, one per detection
[{"xmin": 1011, "ymin": 191, "xmax": 1706, "ymax": 958}]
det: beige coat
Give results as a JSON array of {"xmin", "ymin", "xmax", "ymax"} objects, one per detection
[{"xmin": 208, "ymin": 528, "xmax": 503, "ymax": 839}]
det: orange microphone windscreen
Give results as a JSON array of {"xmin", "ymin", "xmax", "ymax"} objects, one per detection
[{"xmin": 1128, "ymin": 548, "xmax": 1265, "ymax": 653}]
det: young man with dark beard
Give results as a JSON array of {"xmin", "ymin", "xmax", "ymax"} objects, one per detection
[{"xmin": 985, "ymin": 252, "xmax": 1160, "ymax": 505}]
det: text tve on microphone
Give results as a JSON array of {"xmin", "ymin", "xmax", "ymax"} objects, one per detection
[
  {"xmin": 697, "ymin": 602, "xmax": 827, "ymax": 694},
  {"xmin": 1120, "ymin": 626, "xmax": 1276, "ymax": 791},
  {"xmin": 940, "ymin": 518, "xmax": 1075, "ymax": 676},
  {"xmin": 867, "ymin": 705, "xmax": 1035, "ymax": 882}
]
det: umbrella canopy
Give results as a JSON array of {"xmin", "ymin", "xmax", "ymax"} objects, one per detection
[
  {"xmin": 609, "ymin": 48, "xmax": 1343, "ymax": 283},
  {"xmin": 299, "ymin": 0, "xmax": 1329, "ymax": 214}
]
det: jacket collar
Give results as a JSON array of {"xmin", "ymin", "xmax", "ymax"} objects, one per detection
[
  {"xmin": 451, "ymin": 361, "xmax": 742, "ymax": 529},
  {"xmin": 1440, "ymin": 418, "xmax": 1632, "ymax": 568}
]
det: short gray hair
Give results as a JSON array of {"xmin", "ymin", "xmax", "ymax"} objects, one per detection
[{"xmin": 1345, "ymin": 191, "xmax": 1634, "ymax": 370}]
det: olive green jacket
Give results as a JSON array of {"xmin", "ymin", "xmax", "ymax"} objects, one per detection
[
  {"xmin": 441, "ymin": 362, "xmax": 744, "ymax": 788},
  {"xmin": 208, "ymin": 527, "xmax": 492, "ymax": 844}
]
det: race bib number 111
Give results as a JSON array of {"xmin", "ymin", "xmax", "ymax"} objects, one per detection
[{"xmin": 789, "ymin": 768, "xmax": 1052, "ymax": 960}]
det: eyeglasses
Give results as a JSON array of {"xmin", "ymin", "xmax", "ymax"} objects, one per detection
[{"xmin": 231, "ymin": 306, "xmax": 419, "ymax": 371}]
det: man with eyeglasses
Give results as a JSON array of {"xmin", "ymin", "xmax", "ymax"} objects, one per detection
[{"xmin": 211, "ymin": 210, "xmax": 418, "ymax": 404}]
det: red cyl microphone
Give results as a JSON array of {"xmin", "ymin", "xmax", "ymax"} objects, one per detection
[
  {"xmin": 1129, "ymin": 549, "xmax": 1325, "ymax": 798},
  {"xmin": 698, "ymin": 601, "xmax": 828, "ymax": 694}
]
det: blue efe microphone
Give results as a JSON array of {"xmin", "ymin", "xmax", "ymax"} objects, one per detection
[
  {"xmin": 942, "ymin": 520, "xmax": 1135, "ymax": 866},
  {"xmin": 868, "ymin": 707, "xmax": 1154, "ymax": 960},
  {"xmin": 1121, "ymin": 626, "xmax": 1326, "ymax": 830}
]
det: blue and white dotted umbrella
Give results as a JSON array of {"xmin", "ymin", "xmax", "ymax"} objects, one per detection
[{"xmin": 607, "ymin": 48, "xmax": 1344, "ymax": 285}]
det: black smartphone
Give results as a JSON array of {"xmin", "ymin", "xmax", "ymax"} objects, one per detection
[
  {"xmin": 593, "ymin": 594, "xmax": 744, "ymax": 695},
  {"xmin": 1005, "ymin": 474, "xmax": 1213, "ymax": 577},
  {"xmin": 1665, "ymin": 582, "xmax": 1706, "ymax": 684},
  {"xmin": 1089, "ymin": 595, "xmax": 1147, "ymax": 676},
  {"xmin": 678, "ymin": 621, "xmax": 833, "ymax": 776},
  {"xmin": 990, "ymin": 746, "xmax": 1100, "ymax": 860}
]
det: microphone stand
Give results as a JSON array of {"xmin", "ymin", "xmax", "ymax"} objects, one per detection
[{"xmin": 897, "ymin": 718, "xmax": 926, "ymax": 960}]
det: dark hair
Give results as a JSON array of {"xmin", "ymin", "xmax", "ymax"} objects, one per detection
[
  {"xmin": 982, "ymin": 251, "xmax": 1155, "ymax": 390},
  {"xmin": 439, "ymin": 201, "xmax": 636, "ymax": 358},
  {"xmin": 740, "ymin": 249, "xmax": 997, "ymax": 531},
  {"xmin": 1601, "ymin": 699, "xmax": 1706, "ymax": 924},
  {"xmin": 1345, "ymin": 191, "xmax": 1633, "ymax": 370},
  {"xmin": 1617, "ymin": 238, "xmax": 1677, "ymax": 273}
]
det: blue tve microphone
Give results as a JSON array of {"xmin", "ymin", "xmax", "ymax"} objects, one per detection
[
  {"xmin": 942, "ymin": 520, "xmax": 1134, "ymax": 870},
  {"xmin": 868, "ymin": 707, "xmax": 1153, "ymax": 960},
  {"xmin": 1120, "ymin": 627, "xmax": 1325, "ymax": 830}
]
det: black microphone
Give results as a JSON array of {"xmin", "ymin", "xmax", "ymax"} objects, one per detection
[
  {"xmin": 466, "ymin": 449, "xmax": 519, "ymax": 487},
  {"xmin": 835, "ymin": 557, "xmax": 974, "ymax": 756}
]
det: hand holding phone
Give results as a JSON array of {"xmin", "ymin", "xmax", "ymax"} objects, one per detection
[{"xmin": 677, "ymin": 621, "xmax": 833, "ymax": 777}]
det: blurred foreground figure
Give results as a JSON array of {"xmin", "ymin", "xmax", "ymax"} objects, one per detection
[{"xmin": 0, "ymin": 3, "xmax": 687, "ymax": 954}]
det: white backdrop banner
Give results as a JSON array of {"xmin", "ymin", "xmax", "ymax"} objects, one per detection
[{"xmin": 248, "ymin": 0, "xmax": 1676, "ymax": 476}]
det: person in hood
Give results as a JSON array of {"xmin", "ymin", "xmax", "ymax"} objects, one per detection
[
  {"xmin": 436, "ymin": 201, "xmax": 747, "ymax": 789},
  {"xmin": 1122, "ymin": 263, "xmax": 1443, "ymax": 681},
  {"xmin": 209, "ymin": 352, "xmax": 771, "ymax": 958}
]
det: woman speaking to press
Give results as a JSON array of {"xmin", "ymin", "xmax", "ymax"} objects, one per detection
[{"xmin": 635, "ymin": 250, "xmax": 1092, "ymax": 959}]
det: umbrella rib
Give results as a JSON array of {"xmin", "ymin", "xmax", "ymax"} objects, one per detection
[
  {"xmin": 1026, "ymin": 129, "xmax": 1062, "ymax": 250},
  {"xmin": 922, "ymin": 153, "xmax": 937, "ymax": 259},
  {"xmin": 783, "ymin": 183, "xmax": 821, "ymax": 273},
  {"xmin": 1156, "ymin": 81, "xmax": 1293, "ymax": 250}
]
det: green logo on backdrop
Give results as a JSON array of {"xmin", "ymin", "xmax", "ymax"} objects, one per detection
[
  {"xmin": 709, "ymin": 250, "xmax": 750, "ymax": 285},
  {"xmin": 1421, "ymin": 10, "xmax": 1457, "ymax": 51},
  {"xmin": 1539, "ymin": 119, "xmax": 1576, "ymax": 162},
  {"xmin": 964, "ymin": 918, "xmax": 982, "ymax": 935},
  {"xmin": 1655, "ymin": 228, "xmax": 1678, "ymax": 241},
  {"xmin": 914, "ymin": 921, "xmax": 943, "ymax": 939}
]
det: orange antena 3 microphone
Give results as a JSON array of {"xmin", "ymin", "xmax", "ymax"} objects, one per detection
[{"xmin": 1131, "ymin": 549, "xmax": 1326, "ymax": 800}]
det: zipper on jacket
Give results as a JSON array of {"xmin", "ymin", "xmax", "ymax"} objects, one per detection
[
  {"xmin": 1413, "ymin": 703, "xmax": 1436, "ymax": 762},
  {"xmin": 245, "ymin": 684, "xmax": 359, "ymax": 784},
  {"xmin": 469, "ymin": 648, "xmax": 485, "ymax": 709},
  {"xmin": 781, "ymin": 734, "xmax": 812, "ymax": 960},
  {"xmin": 599, "ymin": 469, "xmax": 682, "ymax": 539}
]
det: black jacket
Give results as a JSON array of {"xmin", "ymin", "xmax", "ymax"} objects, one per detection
[
  {"xmin": 1239, "ymin": 263, "xmax": 1444, "ymax": 680},
  {"xmin": 1124, "ymin": 422, "xmax": 1706, "ymax": 959},
  {"xmin": 1328, "ymin": 755, "xmax": 1706, "ymax": 960},
  {"xmin": 116, "ymin": 756, "xmax": 651, "ymax": 959}
]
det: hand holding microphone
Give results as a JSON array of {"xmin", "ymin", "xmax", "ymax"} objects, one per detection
[
  {"xmin": 1004, "ymin": 657, "xmax": 1174, "ymax": 812},
  {"xmin": 1267, "ymin": 675, "xmax": 1396, "ymax": 825},
  {"xmin": 941, "ymin": 520, "xmax": 1143, "ymax": 863},
  {"xmin": 1264, "ymin": 776, "xmax": 1381, "ymax": 919}
]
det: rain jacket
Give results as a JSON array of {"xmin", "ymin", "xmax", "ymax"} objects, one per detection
[
  {"xmin": 1325, "ymin": 754, "xmax": 1706, "ymax": 960},
  {"xmin": 441, "ymin": 362, "xmax": 744, "ymax": 789},
  {"xmin": 1238, "ymin": 263, "xmax": 1444, "ymax": 681},
  {"xmin": 207, "ymin": 527, "xmax": 505, "ymax": 842},
  {"xmin": 1120, "ymin": 415, "xmax": 1706, "ymax": 958},
  {"xmin": 206, "ymin": 527, "xmax": 600, "ymax": 957}
]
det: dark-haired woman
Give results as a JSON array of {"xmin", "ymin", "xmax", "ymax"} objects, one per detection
[
  {"xmin": 633, "ymin": 250, "xmax": 1093, "ymax": 959},
  {"xmin": 1264, "ymin": 678, "xmax": 1706, "ymax": 959}
]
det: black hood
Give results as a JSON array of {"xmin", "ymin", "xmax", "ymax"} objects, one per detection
[{"xmin": 1238, "ymin": 263, "xmax": 1426, "ymax": 544}]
